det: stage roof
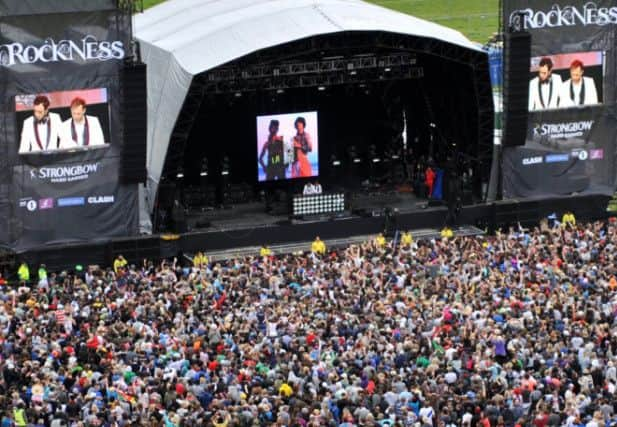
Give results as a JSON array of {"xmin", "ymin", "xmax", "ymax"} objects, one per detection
[{"xmin": 135, "ymin": 0, "xmax": 483, "ymax": 215}]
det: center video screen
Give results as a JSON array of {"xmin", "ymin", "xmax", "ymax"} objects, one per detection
[
  {"xmin": 256, "ymin": 111, "xmax": 319, "ymax": 182},
  {"xmin": 528, "ymin": 51, "xmax": 604, "ymax": 111},
  {"xmin": 16, "ymin": 88, "xmax": 111, "ymax": 154}
]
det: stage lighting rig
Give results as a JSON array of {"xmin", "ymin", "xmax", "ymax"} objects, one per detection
[
  {"xmin": 176, "ymin": 166, "xmax": 184, "ymax": 179},
  {"xmin": 293, "ymin": 193, "xmax": 345, "ymax": 217}
]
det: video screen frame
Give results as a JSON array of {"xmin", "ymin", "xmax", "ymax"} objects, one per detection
[
  {"xmin": 256, "ymin": 111, "xmax": 319, "ymax": 182},
  {"xmin": 15, "ymin": 88, "xmax": 111, "ymax": 154},
  {"xmin": 528, "ymin": 51, "xmax": 604, "ymax": 111}
]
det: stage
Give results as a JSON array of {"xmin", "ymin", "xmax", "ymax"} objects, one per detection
[{"xmin": 16, "ymin": 192, "xmax": 611, "ymax": 271}]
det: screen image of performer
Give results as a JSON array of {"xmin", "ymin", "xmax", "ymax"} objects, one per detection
[
  {"xmin": 559, "ymin": 60, "xmax": 598, "ymax": 108},
  {"xmin": 291, "ymin": 116, "xmax": 313, "ymax": 178},
  {"xmin": 258, "ymin": 119, "xmax": 286, "ymax": 180},
  {"xmin": 59, "ymin": 97, "xmax": 105, "ymax": 148},
  {"xmin": 529, "ymin": 57, "xmax": 562, "ymax": 111},
  {"xmin": 18, "ymin": 95, "xmax": 63, "ymax": 153}
]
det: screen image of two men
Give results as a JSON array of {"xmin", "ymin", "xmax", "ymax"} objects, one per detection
[
  {"xmin": 19, "ymin": 95, "xmax": 106, "ymax": 154},
  {"xmin": 529, "ymin": 58, "xmax": 599, "ymax": 111}
]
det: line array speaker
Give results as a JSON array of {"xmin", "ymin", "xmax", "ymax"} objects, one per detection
[
  {"xmin": 503, "ymin": 31, "xmax": 531, "ymax": 147},
  {"xmin": 120, "ymin": 61, "xmax": 147, "ymax": 183}
]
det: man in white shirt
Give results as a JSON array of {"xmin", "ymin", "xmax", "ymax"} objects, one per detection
[
  {"xmin": 559, "ymin": 60, "xmax": 599, "ymax": 108},
  {"xmin": 60, "ymin": 97, "xmax": 106, "ymax": 148},
  {"xmin": 529, "ymin": 57, "xmax": 562, "ymax": 111},
  {"xmin": 18, "ymin": 95, "xmax": 63, "ymax": 153}
]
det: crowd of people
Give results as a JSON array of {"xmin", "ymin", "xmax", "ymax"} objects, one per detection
[{"xmin": 2, "ymin": 216, "xmax": 617, "ymax": 427}]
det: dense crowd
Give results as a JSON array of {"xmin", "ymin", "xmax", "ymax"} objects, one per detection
[{"xmin": 2, "ymin": 217, "xmax": 617, "ymax": 427}]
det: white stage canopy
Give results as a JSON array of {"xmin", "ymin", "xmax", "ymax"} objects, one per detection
[{"xmin": 135, "ymin": 0, "xmax": 481, "ymax": 217}]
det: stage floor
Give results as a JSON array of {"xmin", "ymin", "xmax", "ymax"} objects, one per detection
[{"xmin": 185, "ymin": 189, "xmax": 432, "ymax": 233}]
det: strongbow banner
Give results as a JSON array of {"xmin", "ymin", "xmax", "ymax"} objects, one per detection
[
  {"xmin": 0, "ymin": 3, "xmax": 138, "ymax": 250},
  {"xmin": 502, "ymin": 0, "xmax": 617, "ymax": 197}
]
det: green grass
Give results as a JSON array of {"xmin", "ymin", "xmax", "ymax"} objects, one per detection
[{"xmin": 141, "ymin": 0, "xmax": 499, "ymax": 43}]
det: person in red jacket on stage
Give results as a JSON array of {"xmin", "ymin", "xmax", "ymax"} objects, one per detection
[{"xmin": 425, "ymin": 166, "xmax": 436, "ymax": 197}]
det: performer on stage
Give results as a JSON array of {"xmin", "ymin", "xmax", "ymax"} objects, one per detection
[
  {"xmin": 291, "ymin": 116, "xmax": 313, "ymax": 178},
  {"xmin": 528, "ymin": 57, "xmax": 562, "ymax": 111},
  {"xmin": 18, "ymin": 95, "xmax": 62, "ymax": 153},
  {"xmin": 258, "ymin": 119, "xmax": 286, "ymax": 180},
  {"xmin": 559, "ymin": 60, "xmax": 598, "ymax": 108},
  {"xmin": 60, "ymin": 97, "xmax": 106, "ymax": 148}
]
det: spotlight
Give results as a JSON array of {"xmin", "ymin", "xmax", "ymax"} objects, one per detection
[
  {"xmin": 318, "ymin": 86, "xmax": 326, "ymax": 91},
  {"xmin": 200, "ymin": 158, "xmax": 208, "ymax": 177},
  {"xmin": 176, "ymin": 167, "xmax": 184, "ymax": 179},
  {"xmin": 234, "ymin": 92, "xmax": 242, "ymax": 97},
  {"xmin": 385, "ymin": 67, "xmax": 391, "ymax": 72},
  {"xmin": 221, "ymin": 156, "xmax": 230, "ymax": 176},
  {"xmin": 331, "ymin": 154, "xmax": 341, "ymax": 167},
  {"xmin": 276, "ymin": 89, "xmax": 284, "ymax": 94}
]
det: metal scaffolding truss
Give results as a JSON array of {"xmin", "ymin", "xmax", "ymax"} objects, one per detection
[{"xmin": 206, "ymin": 54, "xmax": 417, "ymax": 82}]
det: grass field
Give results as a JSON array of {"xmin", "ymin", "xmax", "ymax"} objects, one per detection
[{"xmin": 140, "ymin": 0, "xmax": 499, "ymax": 43}]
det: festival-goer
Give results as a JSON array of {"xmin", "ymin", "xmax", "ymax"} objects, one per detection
[{"xmin": 2, "ymin": 217, "xmax": 617, "ymax": 426}]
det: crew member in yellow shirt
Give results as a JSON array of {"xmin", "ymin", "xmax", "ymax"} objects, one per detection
[
  {"xmin": 562, "ymin": 211, "xmax": 576, "ymax": 228},
  {"xmin": 113, "ymin": 255, "xmax": 127, "ymax": 274},
  {"xmin": 260, "ymin": 244, "xmax": 272, "ymax": 257},
  {"xmin": 440, "ymin": 226, "xmax": 454, "ymax": 239},
  {"xmin": 401, "ymin": 231, "xmax": 413, "ymax": 247},
  {"xmin": 193, "ymin": 251, "xmax": 209, "ymax": 268},
  {"xmin": 311, "ymin": 236, "xmax": 326, "ymax": 255},
  {"xmin": 374, "ymin": 233, "xmax": 386, "ymax": 248}
]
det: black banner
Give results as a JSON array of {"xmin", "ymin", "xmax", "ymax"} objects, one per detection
[
  {"xmin": 0, "ymin": 4, "xmax": 138, "ymax": 250},
  {"xmin": 502, "ymin": 1, "xmax": 617, "ymax": 198}
]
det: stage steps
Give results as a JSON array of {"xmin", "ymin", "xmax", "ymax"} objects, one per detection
[{"xmin": 205, "ymin": 225, "xmax": 485, "ymax": 262}]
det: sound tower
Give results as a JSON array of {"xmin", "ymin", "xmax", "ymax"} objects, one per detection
[
  {"xmin": 503, "ymin": 30, "xmax": 531, "ymax": 147},
  {"xmin": 120, "ymin": 61, "xmax": 147, "ymax": 183}
]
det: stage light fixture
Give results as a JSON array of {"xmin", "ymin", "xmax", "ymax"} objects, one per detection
[
  {"xmin": 372, "ymin": 158, "xmax": 381, "ymax": 163},
  {"xmin": 276, "ymin": 89, "xmax": 284, "ymax": 94},
  {"xmin": 318, "ymin": 86, "xmax": 326, "ymax": 91},
  {"xmin": 384, "ymin": 67, "xmax": 391, "ymax": 72},
  {"xmin": 176, "ymin": 167, "xmax": 184, "ymax": 179},
  {"xmin": 234, "ymin": 92, "xmax": 242, "ymax": 97},
  {"xmin": 221, "ymin": 156, "xmax": 230, "ymax": 176},
  {"xmin": 200, "ymin": 158, "xmax": 209, "ymax": 177}
]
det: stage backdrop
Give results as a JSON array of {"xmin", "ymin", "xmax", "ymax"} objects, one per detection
[
  {"xmin": 502, "ymin": 1, "xmax": 617, "ymax": 198},
  {"xmin": 0, "ymin": 3, "xmax": 138, "ymax": 250}
]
